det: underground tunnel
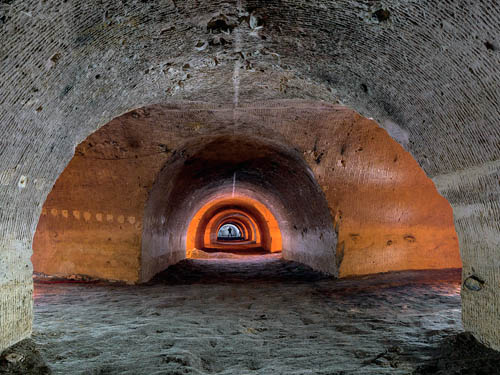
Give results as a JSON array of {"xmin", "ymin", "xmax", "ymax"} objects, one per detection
[
  {"xmin": 1, "ymin": 1, "xmax": 500, "ymax": 374},
  {"xmin": 13, "ymin": 101, "xmax": 479, "ymax": 374}
]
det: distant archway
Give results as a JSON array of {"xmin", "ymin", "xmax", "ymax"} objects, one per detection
[
  {"xmin": 186, "ymin": 196, "xmax": 283, "ymax": 254},
  {"xmin": 217, "ymin": 223, "xmax": 243, "ymax": 240}
]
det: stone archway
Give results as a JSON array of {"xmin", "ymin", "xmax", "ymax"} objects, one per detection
[
  {"xmin": 31, "ymin": 101, "xmax": 461, "ymax": 284},
  {"xmin": 0, "ymin": 0, "xmax": 499, "ymax": 352}
]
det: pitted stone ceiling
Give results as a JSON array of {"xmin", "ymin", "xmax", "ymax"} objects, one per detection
[{"xmin": 1, "ymin": 1, "xmax": 499, "ymax": 176}]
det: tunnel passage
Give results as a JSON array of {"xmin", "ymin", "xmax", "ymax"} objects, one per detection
[
  {"xmin": 32, "ymin": 101, "xmax": 460, "ymax": 285},
  {"xmin": 217, "ymin": 220, "xmax": 250, "ymax": 242},
  {"xmin": 1, "ymin": 0, "xmax": 498, "ymax": 356},
  {"xmin": 186, "ymin": 195, "xmax": 283, "ymax": 257},
  {"xmin": 212, "ymin": 211, "xmax": 260, "ymax": 246},
  {"xmin": 141, "ymin": 135, "xmax": 335, "ymax": 281}
]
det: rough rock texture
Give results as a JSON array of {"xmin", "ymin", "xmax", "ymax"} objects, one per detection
[
  {"xmin": 0, "ymin": 0, "xmax": 499, "ymax": 351},
  {"xmin": 0, "ymin": 339, "xmax": 51, "ymax": 375},
  {"xmin": 413, "ymin": 332, "xmax": 500, "ymax": 375},
  {"xmin": 32, "ymin": 155, "xmax": 156, "ymax": 284}
]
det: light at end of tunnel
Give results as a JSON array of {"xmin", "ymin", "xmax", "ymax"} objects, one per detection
[{"xmin": 186, "ymin": 195, "xmax": 282, "ymax": 258}]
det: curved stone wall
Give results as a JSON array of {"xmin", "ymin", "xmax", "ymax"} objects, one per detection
[
  {"xmin": 1, "ymin": 0, "xmax": 498, "ymax": 350},
  {"xmin": 31, "ymin": 155, "xmax": 154, "ymax": 283},
  {"xmin": 141, "ymin": 135, "xmax": 337, "ymax": 281}
]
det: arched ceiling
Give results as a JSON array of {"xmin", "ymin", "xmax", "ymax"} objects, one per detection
[
  {"xmin": 1, "ymin": 1, "xmax": 498, "ymax": 176},
  {"xmin": 0, "ymin": 0, "xmax": 499, "ymax": 351},
  {"xmin": 143, "ymin": 136, "xmax": 335, "ymax": 280}
]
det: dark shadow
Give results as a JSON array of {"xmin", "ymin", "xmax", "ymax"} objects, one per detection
[
  {"xmin": 201, "ymin": 246, "xmax": 269, "ymax": 256},
  {"xmin": 0, "ymin": 339, "xmax": 51, "ymax": 375},
  {"xmin": 149, "ymin": 256, "xmax": 332, "ymax": 285},
  {"xmin": 412, "ymin": 332, "xmax": 500, "ymax": 375}
]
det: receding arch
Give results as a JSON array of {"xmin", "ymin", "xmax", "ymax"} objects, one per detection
[
  {"xmin": 186, "ymin": 196, "xmax": 283, "ymax": 254},
  {"xmin": 208, "ymin": 210, "xmax": 259, "ymax": 244},
  {"xmin": 217, "ymin": 223, "xmax": 243, "ymax": 240},
  {"xmin": 141, "ymin": 132, "xmax": 338, "ymax": 281},
  {"xmin": 216, "ymin": 217, "xmax": 251, "ymax": 241},
  {"xmin": 31, "ymin": 101, "xmax": 461, "ymax": 284},
  {"xmin": 2, "ymin": 0, "xmax": 500, "ymax": 352}
]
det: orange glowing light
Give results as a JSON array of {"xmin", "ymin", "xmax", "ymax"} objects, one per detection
[{"xmin": 186, "ymin": 196, "xmax": 282, "ymax": 256}]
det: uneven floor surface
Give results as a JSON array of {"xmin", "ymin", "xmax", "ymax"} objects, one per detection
[{"xmin": 25, "ymin": 255, "xmax": 498, "ymax": 374}]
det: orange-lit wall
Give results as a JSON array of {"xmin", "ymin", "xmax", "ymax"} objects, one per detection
[
  {"xmin": 297, "ymin": 113, "xmax": 462, "ymax": 276},
  {"xmin": 32, "ymin": 119, "xmax": 170, "ymax": 283},
  {"xmin": 32, "ymin": 156, "xmax": 163, "ymax": 283}
]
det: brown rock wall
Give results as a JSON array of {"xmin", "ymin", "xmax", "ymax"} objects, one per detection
[{"xmin": 33, "ymin": 154, "xmax": 166, "ymax": 283}]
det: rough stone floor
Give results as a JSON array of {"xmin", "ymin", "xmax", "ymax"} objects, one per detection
[{"xmin": 6, "ymin": 255, "xmax": 499, "ymax": 374}]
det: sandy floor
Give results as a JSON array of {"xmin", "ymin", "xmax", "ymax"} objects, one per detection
[{"xmin": 31, "ymin": 255, "xmax": 467, "ymax": 374}]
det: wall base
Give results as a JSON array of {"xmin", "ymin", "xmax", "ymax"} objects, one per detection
[{"xmin": 0, "ymin": 280, "xmax": 33, "ymax": 352}]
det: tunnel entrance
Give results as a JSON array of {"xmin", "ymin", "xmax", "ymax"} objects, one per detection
[
  {"xmin": 142, "ymin": 134, "xmax": 335, "ymax": 278},
  {"xmin": 185, "ymin": 195, "xmax": 284, "ymax": 258}
]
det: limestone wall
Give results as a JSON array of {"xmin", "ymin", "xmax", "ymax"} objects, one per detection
[
  {"xmin": 434, "ymin": 162, "xmax": 500, "ymax": 350},
  {"xmin": 297, "ymin": 112, "xmax": 462, "ymax": 276}
]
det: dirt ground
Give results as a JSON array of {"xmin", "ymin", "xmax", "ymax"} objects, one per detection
[{"xmin": 3, "ymin": 254, "xmax": 500, "ymax": 374}]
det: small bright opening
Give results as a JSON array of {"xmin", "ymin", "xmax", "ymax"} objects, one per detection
[{"xmin": 217, "ymin": 223, "xmax": 243, "ymax": 240}]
